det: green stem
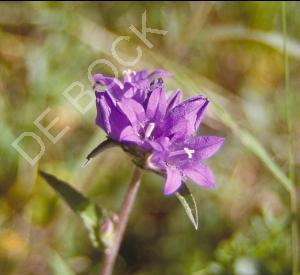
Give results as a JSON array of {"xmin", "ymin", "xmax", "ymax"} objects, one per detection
[
  {"xmin": 282, "ymin": 2, "xmax": 298, "ymax": 275},
  {"xmin": 100, "ymin": 167, "xmax": 142, "ymax": 275},
  {"xmin": 290, "ymin": 189, "xmax": 299, "ymax": 275}
]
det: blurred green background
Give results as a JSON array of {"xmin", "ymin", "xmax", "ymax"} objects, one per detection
[{"xmin": 1, "ymin": 2, "xmax": 300, "ymax": 275}]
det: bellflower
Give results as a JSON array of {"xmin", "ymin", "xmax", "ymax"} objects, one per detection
[
  {"xmin": 93, "ymin": 69, "xmax": 171, "ymax": 146},
  {"xmin": 148, "ymin": 136, "xmax": 224, "ymax": 195},
  {"xmin": 93, "ymin": 70, "xmax": 208, "ymax": 150},
  {"xmin": 91, "ymin": 69, "xmax": 224, "ymax": 196}
]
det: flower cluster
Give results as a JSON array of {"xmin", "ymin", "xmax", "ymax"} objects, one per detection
[{"xmin": 93, "ymin": 69, "xmax": 224, "ymax": 195}]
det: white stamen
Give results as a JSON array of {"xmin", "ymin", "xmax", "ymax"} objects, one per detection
[
  {"xmin": 123, "ymin": 69, "xmax": 132, "ymax": 75},
  {"xmin": 123, "ymin": 69, "xmax": 136, "ymax": 82},
  {"xmin": 123, "ymin": 69, "xmax": 132, "ymax": 82},
  {"xmin": 184, "ymin": 147, "xmax": 195, "ymax": 159},
  {"xmin": 145, "ymin": 122, "xmax": 155, "ymax": 138}
]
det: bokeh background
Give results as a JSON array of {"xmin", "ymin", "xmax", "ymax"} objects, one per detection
[{"xmin": 1, "ymin": 2, "xmax": 300, "ymax": 275}]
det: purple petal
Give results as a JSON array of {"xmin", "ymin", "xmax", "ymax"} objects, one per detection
[
  {"xmin": 117, "ymin": 98, "xmax": 146, "ymax": 129},
  {"xmin": 93, "ymin": 74, "xmax": 124, "ymax": 99},
  {"xmin": 145, "ymin": 140, "xmax": 163, "ymax": 152},
  {"xmin": 184, "ymin": 163, "xmax": 215, "ymax": 189},
  {"xmin": 127, "ymin": 70, "xmax": 149, "ymax": 90},
  {"xmin": 147, "ymin": 137, "xmax": 171, "ymax": 151},
  {"xmin": 119, "ymin": 126, "xmax": 141, "ymax": 143},
  {"xmin": 95, "ymin": 92, "xmax": 130, "ymax": 140},
  {"xmin": 194, "ymin": 97, "xmax": 209, "ymax": 131},
  {"xmin": 164, "ymin": 96, "xmax": 209, "ymax": 137},
  {"xmin": 167, "ymin": 89, "xmax": 182, "ymax": 111},
  {"xmin": 147, "ymin": 69, "xmax": 172, "ymax": 79},
  {"xmin": 146, "ymin": 87, "xmax": 167, "ymax": 120},
  {"xmin": 95, "ymin": 92, "xmax": 106, "ymax": 131},
  {"xmin": 146, "ymin": 88, "xmax": 161, "ymax": 119},
  {"xmin": 131, "ymin": 88, "xmax": 150, "ymax": 106},
  {"xmin": 132, "ymin": 69, "xmax": 148, "ymax": 82},
  {"xmin": 164, "ymin": 166, "xmax": 182, "ymax": 195},
  {"xmin": 147, "ymin": 138, "xmax": 171, "ymax": 170},
  {"xmin": 185, "ymin": 136, "xmax": 225, "ymax": 160},
  {"xmin": 165, "ymin": 119, "xmax": 188, "ymax": 141},
  {"xmin": 123, "ymin": 82, "xmax": 135, "ymax": 98}
]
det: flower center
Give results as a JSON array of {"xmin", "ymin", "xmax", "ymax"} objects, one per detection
[
  {"xmin": 168, "ymin": 147, "xmax": 195, "ymax": 159},
  {"xmin": 184, "ymin": 147, "xmax": 195, "ymax": 159},
  {"xmin": 145, "ymin": 122, "xmax": 155, "ymax": 138}
]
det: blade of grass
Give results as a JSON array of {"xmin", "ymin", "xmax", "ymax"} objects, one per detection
[
  {"xmin": 282, "ymin": 1, "xmax": 295, "ymax": 183},
  {"xmin": 282, "ymin": 2, "xmax": 299, "ymax": 275},
  {"xmin": 197, "ymin": 25, "xmax": 300, "ymax": 60}
]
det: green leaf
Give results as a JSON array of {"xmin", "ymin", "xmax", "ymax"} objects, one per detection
[
  {"xmin": 176, "ymin": 183, "xmax": 198, "ymax": 230},
  {"xmin": 48, "ymin": 250, "xmax": 75, "ymax": 275},
  {"xmin": 81, "ymin": 138, "xmax": 118, "ymax": 167},
  {"xmin": 39, "ymin": 170, "xmax": 104, "ymax": 249}
]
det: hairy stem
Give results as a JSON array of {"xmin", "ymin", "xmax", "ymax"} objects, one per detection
[{"xmin": 101, "ymin": 167, "xmax": 142, "ymax": 275}]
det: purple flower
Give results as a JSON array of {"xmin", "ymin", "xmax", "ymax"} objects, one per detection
[
  {"xmin": 94, "ymin": 70, "xmax": 208, "ymax": 150},
  {"xmin": 92, "ymin": 69, "xmax": 224, "ymax": 196},
  {"xmin": 148, "ymin": 136, "xmax": 225, "ymax": 195}
]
